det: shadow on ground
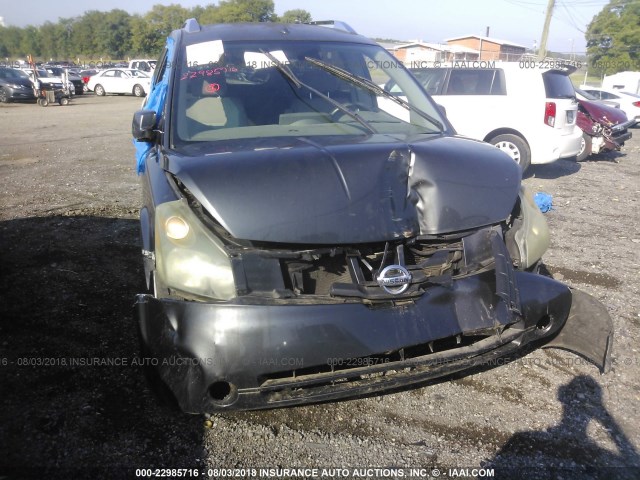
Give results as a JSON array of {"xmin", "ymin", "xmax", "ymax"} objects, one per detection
[
  {"xmin": 488, "ymin": 375, "xmax": 640, "ymax": 479},
  {"xmin": 527, "ymin": 159, "xmax": 581, "ymax": 180},
  {"xmin": 0, "ymin": 215, "xmax": 204, "ymax": 479}
]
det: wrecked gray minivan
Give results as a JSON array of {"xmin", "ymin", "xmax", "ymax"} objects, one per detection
[{"xmin": 132, "ymin": 20, "xmax": 612, "ymax": 413}]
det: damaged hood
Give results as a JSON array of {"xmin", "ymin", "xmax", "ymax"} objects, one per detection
[
  {"xmin": 166, "ymin": 135, "xmax": 521, "ymax": 244},
  {"xmin": 578, "ymin": 99, "xmax": 628, "ymax": 126}
]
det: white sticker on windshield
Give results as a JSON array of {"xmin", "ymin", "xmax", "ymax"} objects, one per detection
[
  {"xmin": 186, "ymin": 40, "xmax": 225, "ymax": 67},
  {"xmin": 244, "ymin": 50, "xmax": 289, "ymax": 69}
]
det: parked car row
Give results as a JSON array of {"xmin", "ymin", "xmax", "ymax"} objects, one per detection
[
  {"xmin": 381, "ymin": 64, "xmax": 635, "ymax": 171},
  {"xmin": 86, "ymin": 68, "xmax": 152, "ymax": 97},
  {"xmin": 78, "ymin": 59, "xmax": 155, "ymax": 96},
  {"xmin": 0, "ymin": 64, "xmax": 153, "ymax": 100},
  {"xmin": 579, "ymin": 86, "xmax": 640, "ymax": 126},
  {"xmin": 0, "ymin": 66, "xmax": 76, "ymax": 103},
  {"xmin": 574, "ymin": 88, "xmax": 633, "ymax": 161},
  {"xmin": 0, "ymin": 67, "xmax": 36, "ymax": 102},
  {"xmin": 43, "ymin": 66, "xmax": 85, "ymax": 95}
]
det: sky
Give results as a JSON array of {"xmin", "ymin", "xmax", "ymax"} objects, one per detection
[{"xmin": 0, "ymin": 0, "xmax": 610, "ymax": 54}]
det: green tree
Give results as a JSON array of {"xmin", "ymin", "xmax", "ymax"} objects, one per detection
[
  {"xmin": 130, "ymin": 15, "xmax": 157, "ymax": 56},
  {"xmin": 39, "ymin": 22, "xmax": 66, "ymax": 60},
  {"xmin": 0, "ymin": 26, "xmax": 23, "ymax": 57},
  {"xmin": 280, "ymin": 9, "xmax": 312, "ymax": 24},
  {"xmin": 57, "ymin": 17, "xmax": 76, "ymax": 59},
  {"xmin": 586, "ymin": 0, "xmax": 640, "ymax": 74},
  {"xmin": 0, "ymin": 30, "xmax": 7, "ymax": 58},
  {"xmin": 131, "ymin": 4, "xmax": 189, "ymax": 55},
  {"xmin": 215, "ymin": 0, "xmax": 276, "ymax": 23},
  {"xmin": 19, "ymin": 26, "xmax": 42, "ymax": 58},
  {"xmin": 0, "ymin": 1, "xmax": 301, "ymax": 61},
  {"xmin": 71, "ymin": 11, "xmax": 105, "ymax": 57},
  {"xmin": 197, "ymin": 4, "xmax": 221, "ymax": 25},
  {"xmin": 99, "ymin": 10, "xmax": 133, "ymax": 58}
]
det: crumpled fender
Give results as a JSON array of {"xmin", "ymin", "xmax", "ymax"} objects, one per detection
[{"xmin": 542, "ymin": 289, "xmax": 613, "ymax": 374}]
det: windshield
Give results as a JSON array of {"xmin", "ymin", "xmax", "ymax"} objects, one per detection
[
  {"xmin": 542, "ymin": 70, "xmax": 575, "ymax": 99},
  {"xmin": 171, "ymin": 40, "xmax": 446, "ymax": 149},
  {"xmin": 0, "ymin": 68, "xmax": 29, "ymax": 80}
]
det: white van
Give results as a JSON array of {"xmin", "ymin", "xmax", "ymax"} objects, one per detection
[
  {"xmin": 381, "ymin": 63, "xmax": 582, "ymax": 172},
  {"xmin": 128, "ymin": 59, "xmax": 157, "ymax": 73},
  {"xmin": 602, "ymin": 71, "xmax": 640, "ymax": 94}
]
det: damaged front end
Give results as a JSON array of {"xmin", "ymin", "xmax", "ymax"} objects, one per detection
[
  {"xmin": 132, "ymin": 23, "xmax": 614, "ymax": 414},
  {"xmin": 136, "ymin": 144, "xmax": 613, "ymax": 413},
  {"xmin": 577, "ymin": 99, "xmax": 633, "ymax": 157}
]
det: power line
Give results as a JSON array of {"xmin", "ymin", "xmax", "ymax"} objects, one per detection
[{"xmin": 557, "ymin": 1, "xmax": 587, "ymax": 33}]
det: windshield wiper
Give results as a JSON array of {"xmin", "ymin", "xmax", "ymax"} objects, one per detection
[
  {"xmin": 304, "ymin": 56, "xmax": 444, "ymax": 132},
  {"xmin": 259, "ymin": 50, "xmax": 376, "ymax": 134}
]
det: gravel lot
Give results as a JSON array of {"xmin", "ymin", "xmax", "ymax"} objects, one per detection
[{"xmin": 0, "ymin": 95, "xmax": 639, "ymax": 480}]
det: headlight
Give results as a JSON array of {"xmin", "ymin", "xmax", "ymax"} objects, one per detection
[
  {"xmin": 165, "ymin": 216, "xmax": 190, "ymax": 239},
  {"xmin": 505, "ymin": 186, "xmax": 550, "ymax": 269},
  {"xmin": 155, "ymin": 200, "xmax": 235, "ymax": 300}
]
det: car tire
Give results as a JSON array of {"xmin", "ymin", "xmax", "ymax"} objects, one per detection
[
  {"xmin": 577, "ymin": 132, "xmax": 592, "ymax": 161},
  {"xmin": 59, "ymin": 97, "xmax": 70, "ymax": 106},
  {"xmin": 133, "ymin": 84, "xmax": 145, "ymax": 97},
  {"xmin": 94, "ymin": 84, "xmax": 105, "ymax": 96},
  {"xmin": 0, "ymin": 88, "xmax": 9, "ymax": 103},
  {"xmin": 490, "ymin": 134, "xmax": 531, "ymax": 172}
]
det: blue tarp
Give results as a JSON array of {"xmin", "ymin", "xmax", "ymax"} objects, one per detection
[
  {"xmin": 534, "ymin": 192, "xmax": 553, "ymax": 213},
  {"xmin": 134, "ymin": 37, "xmax": 175, "ymax": 175}
]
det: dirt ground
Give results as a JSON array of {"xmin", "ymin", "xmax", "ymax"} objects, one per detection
[{"xmin": 0, "ymin": 95, "xmax": 639, "ymax": 480}]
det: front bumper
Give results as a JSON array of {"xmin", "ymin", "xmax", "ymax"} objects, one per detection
[
  {"xmin": 607, "ymin": 130, "xmax": 632, "ymax": 150},
  {"xmin": 609, "ymin": 121, "xmax": 633, "ymax": 149},
  {"xmin": 6, "ymin": 86, "xmax": 36, "ymax": 101},
  {"xmin": 135, "ymin": 270, "xmax": 611, "ymax": 413}
]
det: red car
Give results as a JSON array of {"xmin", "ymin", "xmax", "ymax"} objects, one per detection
[{"xmin": 576, "ymin": 95, "xmax": 633, "ymax": 161}]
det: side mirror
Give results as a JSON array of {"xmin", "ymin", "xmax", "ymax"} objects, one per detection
[
  {"xmin": 436, "ymin": 103, "xmax": 447, "ymax": 118},
  {"xmin": 132, "ymin": 110, "xmax": 157, "ymax": 141}
]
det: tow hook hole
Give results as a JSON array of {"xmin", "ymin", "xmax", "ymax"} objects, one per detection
[
  {"xmin": 536, "ymin": 315, "xmax": 552, "ymax": 333},
  {"xmin": 208, "ymin": 381, "xmax": 238, "ymax": 405}
]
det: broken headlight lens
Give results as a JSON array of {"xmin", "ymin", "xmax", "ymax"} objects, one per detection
[{"xmin": 155, "ymin": 200, "xmax": 235, "ymax": 300}]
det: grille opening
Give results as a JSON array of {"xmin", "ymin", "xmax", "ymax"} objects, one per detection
[
  {"xmin": 228, "ymin": 228, "xmax": 497, "ymax": 300},
  {"xmin": 282, "ymin": 254, "xmax": 352, "ymax": 295},
  {"xmin": 278, "ymin": 240, "xmax": 463, "ymax": 297}
]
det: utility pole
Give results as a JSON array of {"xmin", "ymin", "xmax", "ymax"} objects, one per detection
[{"xmin": 538, "ymin": 0, "xmax": 555, "ymax": 59}]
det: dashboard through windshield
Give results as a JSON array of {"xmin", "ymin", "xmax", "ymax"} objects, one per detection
[{"xmin": 171, "ymin": 40, "xmax": 445, "ymax": 148}]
